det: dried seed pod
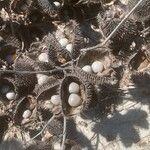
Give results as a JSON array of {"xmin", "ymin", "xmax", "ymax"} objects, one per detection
[
  {"xmin": 46, "ymin": 33, "xmax": 71, "ymax": 66},
  {"xmin": 64, "ymin": 20, "xmax": 85, "ymax": 59},
  {"xmin": 13, "ymin": 95, "xmax": 35, "ymax": 125},
  {"xmin": 98, "ymin": 13, "xmax": 139, "ymax": 54},
  {"xmin": 14, "ymin": 55, "xmax": 38, "ymax": 96},
  {"xmin": 60, "ymin": 75, "xmax": 93, "ymax": 116},
  {"xmin": 128, "ymin": 0, "xmax": 150, "ymax": 22},
  {"xmin": 74, "ymin": 67, "xmax": 111, "ymax": 85},
  {"xmin": 34, "ymin": 77, "xmax": 60, "ymax": 101},
  {"xmin": 0, "ymin": 77, "xmax": 17, "ymax": 103}
]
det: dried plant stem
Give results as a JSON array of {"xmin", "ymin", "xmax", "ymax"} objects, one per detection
[
  {"xmin": 60, "ymin": 116, "xmax": 67, "ymax": 150},
  {"xmin": 31, "ymin": 115, "xmax": 55, "ymax": 140},
  {"xmin": 81, "ymin": 0, "xmax": 144, "ymax": 52}
]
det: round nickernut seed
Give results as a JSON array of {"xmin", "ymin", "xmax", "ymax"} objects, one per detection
[
  {"xmin": 59, "ymin": 38, "xmax": 69, "ymax": 47},
  {"xmin": 91, "ymin": 61, "xmax": 104, "ymax": 73},
  {"xmin": 38, "ymin": 53, "xmax": 49, "ymax": 62},
  {"xmin": 69, "ymin": 82, "xmax": 80, "ymax": 94},
  {"xmin": 68, "ymin": 93, "xmax": 81, "ymax": 107},
  {"xmin": 22, "ymin": 110, "xmax": 32, "ymax": 119},
  {"xmin": 6, "ymin": 91, "xmax": 16, "ymax": 100},
  {"xmin": 50, "ymin": 95, "xmax": 61, "ymax": 105},
  {"xmin": 82, "ymin": 65, "xmax": 92, "ymax": 73}
]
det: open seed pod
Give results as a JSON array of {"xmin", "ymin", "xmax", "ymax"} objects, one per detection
[
  {"xmin": 77, "ymin": 48, "xmax": 115, "ymax": 79},
  {"xmin": 60, "ymin": 75, "xmax": 94, "ymax": 116},
  {"xmin": 0, "ymin": 76, "xmax": 17, "ymax": 103},
  {"xmin": 46, "ymin": 33, "xmax": 71, "ymax": 66},
  {"xmin": 128, "ymin": 0, "xmax": 150, "ymax": 22},
  {"xmin": 64, "ymin": 20, "xmax": 85, "ymax": 59},
  {"xmin": 128, "ymin": 49, "xmax": 150, "ymax": 71},
  {"xmin": 13, "ymin": 95, "xmax": 36, "ymax": 125},
  {"xmin": 34, "ymin": 77, "xmax": 61, "ymax": 114},
  {"xmin": 14, "ymin": 55, "xmax": 38, "ymax": 96}
]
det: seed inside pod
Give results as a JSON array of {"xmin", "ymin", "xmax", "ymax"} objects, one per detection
[
  {"xmin": 68, "ymin": 93, "xmax": 81, "ymax": 107},
  {"xmin": 82, "ymin": 65, "xmax": 92, "ymax": 73},
  {"xmin": 50, "ymin": 95, "xmax": 61, "ymax": 105},
  {"xmin": 53, "ymin": 1, "xmax": 61, "ymax": 8},
  {"xmin": 38, "ymin": 53, "xmax": 49, "ymax": 62},
  {"xmin": 1, "ymin": 85, "xmax": 10, "ymax": 94},
  {"xmin": 37, "ymin": 74, "xmax": 49, "ymax": 85},
  {"xmin": 91, "ymin": 61, "xmax": 104, "ymax": 73},
  {"xmin": 69, "ymin": 82, "xmax": 80, "ymax": 94},
  {"xmin": 66, "ymin": 44, "xmax": 73, "ymax": 53},
  {"xmin": 59, "ymin": 38, "xmax": 69, "ymax": 47},
  {"xmin": 6, "ymin": 91, "xmax": 16, "ymax": 100},
  {"xmin": 22, "ymin": 109, "xmax": 31, "ymax": 119}
]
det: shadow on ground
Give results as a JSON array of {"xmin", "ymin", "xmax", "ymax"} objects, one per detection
[{"xmin": 92, "ymin": 109, "xmax": 149, "ymax": 148}]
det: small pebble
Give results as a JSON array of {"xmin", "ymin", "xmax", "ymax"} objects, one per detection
[
  {"xmin": 68, "ymin": 93, "xmax": 81, "ymax": 107},
  {"xmin": 82, "ymin": 65, "xmax": 92, "ymax": 73},
  {"xmin": 91, "ymin": 61, "xmax": 104, "ymax": 73},
  {"xmin": 66, "ymin": 44, "xmax": 73, "ymax": 53},
  {"xmin": 53, "ymin": 1, "xmax": 61, "ymax": 8},
  {"xmin": 6, "ymin": 91, "xmax": 16, "ymax": 100},
  {"xmin": 38, "ymin": 53, "xmax": 49, "ymax": 62},
  {"xmin": 1, "ymin": 85, "xmax": 10, "ymax": 94},
  {"xmin": 50, "ymin": 95, "xmax": 61, "ymax": 105},
  {"xmin": 59, "ymin": 38, "xmax": 69, "ymax": 47},
  {"xmin": 69, "ymin": 82, "xmax": 80, "ymax": 94},
  {"xmin": 22, "ymin": 110, "xmax": 31, "ymax": 119},
  {"xmin": 37, "ymin": 74, "xmax": 49, "ymax": 85}
]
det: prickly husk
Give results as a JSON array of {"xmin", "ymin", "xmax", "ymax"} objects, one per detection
[{"xmin": 60, "ymin": 75, "xmax": 94, "ymax": 116}]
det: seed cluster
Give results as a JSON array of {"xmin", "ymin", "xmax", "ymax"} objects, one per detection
[{"xmin": 0, "ymin": 0, "xmax": 150, "ymax": 149}]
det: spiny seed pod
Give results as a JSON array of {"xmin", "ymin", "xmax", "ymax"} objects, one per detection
[
  {"xmin": 128, "ymin": 0, "xmax": 150, "ymax": 22},
  {"xmin": 0, "ymin": 77, "xmax": 17, "ymax": 103},
  {"xmin": 98, "ymin": 13, "xmax": 139, "ymax": 53},
  {"xmin": 64, "ymin": 20, "xmax": 85, "ymax": 59},
  {"xmin": 47, "ymin": 117, "xmax": 63, "ymax": 137},
  {"xmin": 74, "ymin": 67, "xmax": 111, "ymax": 85},
  {"xmin": 13, "ymin": 95, "xmax": 35, "ymax": 125},
  {"xmin": 14, "ymin": 55, "xmax": 38, "ymax": 96},
  {"xmin": 34, "ymin": 77, "xmax": 60, "ymax": 101},
  {"xmin": 77, "ymin": 48, "xmax": 109, "ymax": 69},
  {"xmin": 60, "ymin": 75, "xmax": 93, "ymax": 116},
  {"xmin": 46, "ymin": 33, "xmax": 71, "ymax": 66}
]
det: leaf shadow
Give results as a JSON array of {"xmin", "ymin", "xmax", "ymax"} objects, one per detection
[{"xmin": 92, "ymin": 109, "xmax": 149, "ymax": 148}]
